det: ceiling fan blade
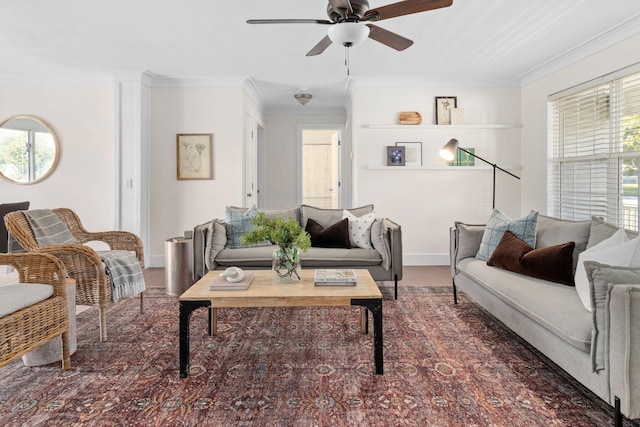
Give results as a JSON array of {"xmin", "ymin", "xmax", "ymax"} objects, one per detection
[
  {"xmin": 306, "ymin": 35, "xmax": 333, "ymax": 56},
  {"xmin": 247, "ymin": 19, "xmax": 333, "ymax": 25},
  {"xmin": 366, "ymin": 24, "xmax": 413, "ymax": 51},
  {"xmin": 329, "ymin": 0, "xmax": 353, "ymax": 13},
  {"xmin": 364, "ymin": 0, "xmax": 453, "ymax": 21}
]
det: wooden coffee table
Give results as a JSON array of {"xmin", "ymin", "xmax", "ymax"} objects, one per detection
[{"xmin": 179, "ymin": 268, "xmax": 383, "ymax": 377}]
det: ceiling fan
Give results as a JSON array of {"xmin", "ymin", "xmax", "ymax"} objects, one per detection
[{"xmin": 247, "ymin": 0, "xmax": 453, "ymax": 56}]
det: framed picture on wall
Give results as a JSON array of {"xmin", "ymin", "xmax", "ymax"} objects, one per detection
[
  {"xmin": 395, "ymin": 142, "xmax": 422, "ymax": 166},
  {"xmin": 387, "ymin": 146, "xmax": 405, "ymax": 166},
  {"xmin": 177, "ymin": 133, "xmax": 213, "ymax": 180},
  {"xmin": 435, "ymin": 96, "xmax": 457, "ymax": 125}
]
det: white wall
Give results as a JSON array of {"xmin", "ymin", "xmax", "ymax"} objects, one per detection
[
  {"xmin": 349, "ymin": 86, "xmax": 522, "ymax": 265},
  {"xmin": 0, "ymin": 86, "xmax": 115, "ymax": 230},
  {"xmin": 149, "ymin": 86, "xmax": 246, "ymax": 264},
  {"xmin": 263, "ymin": 112, "xmax": 346, "ymax": 208},
  {"xmin": 521, "ymin": 33, "xmax": 640, "ymax": 213}
]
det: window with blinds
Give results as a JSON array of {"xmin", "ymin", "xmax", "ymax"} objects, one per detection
[{"xmin": 548, "ymin": 67, "xmax": 640, "ymax": 230}]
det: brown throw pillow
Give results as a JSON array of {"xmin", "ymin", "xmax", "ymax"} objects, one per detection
[
  {"xmin": 487, "ymin": 230, "xmax": 576, "ymax": 286},
  {"xmin": 305, "ymin": 218, "xmax": 351, "ymax": 249}
]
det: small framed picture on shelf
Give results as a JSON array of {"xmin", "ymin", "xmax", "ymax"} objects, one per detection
[
  {"xmin": 435, "ymin": 96, "xmax": 458, "ymax": 125},
  {"xmin": 387, "ymin": 146, "xmax": 405, "ymax": 166},
  {"xmin": 395, "ymin": 142, "xmax": 422, "ymax": 166}
]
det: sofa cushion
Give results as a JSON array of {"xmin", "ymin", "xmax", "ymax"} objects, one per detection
[
  {"xmin": 0, "ymin": 283, "xmax": 53, "ymax": 318},
  {"xmin": 301, "ymin": 204, "xmax": 374, "ymax": 229},
  {"xmin": 224, "ymin": 206, "xmax": 271, "ymax": 249},
  {"xmin": 583, "ymin": 261, "xmax": 640, "ymax": 372},
  {"xmin": 205, "ymin": 219, "xmax": 227, "ymax": 270},
  {"xmin": 305, "ymin": 218, "xmax": 351, "ymax": 249},
  {"xmin": 371, "ymin": 219, "xmax": 391, "ymax": 270},
  {"xmin": 458, "ymin": 258, "xmax": 592, "ymax": 353},
  {"xmin": 454, "ymin": 222, "xmax": 485, "ymax": 263},
  {"xmin": 343, "ymin": 210, "xmax": 375, "ymax": 249},
  {"xmin": 476, "ymin": 209, "xmax": 539, "ymax": 261},
  {"xmin": 535, "ymin": 215, "xmax": 591, "ymax": 271},
  {"xmin": 487, "ymin": 231, "xmax": 576, "ymax": 286},
  {"xmin": 214, "ymin": 246, "xmax": 381, "ymax": 268},
  {"xmin": 226, "ymin": 205, "xmax": 300, "ymax": 221},
  {"xmin": 575, "ymin": 231, "xmax": 640, "ymax": 311},
  {"xmin": 587, "ymin": 216, "xmax": 639, "ymax": 249}
]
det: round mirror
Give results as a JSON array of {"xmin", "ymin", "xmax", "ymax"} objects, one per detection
[{"xmin": 0, "ymin": 115, "xmax": 60, "ymax": 184}]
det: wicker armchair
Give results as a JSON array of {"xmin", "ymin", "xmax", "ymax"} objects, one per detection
[
  {"xmin": 4, "ymin": 208, "xmax": 145, "ymax": 342},
  {"xmin": 0, "ymin": 253, "xmax": 70, "ymax": 370}
]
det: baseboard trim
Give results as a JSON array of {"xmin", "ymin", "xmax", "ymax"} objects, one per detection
[
  {"xmin": 147, "ymin": 255, "xmax": 166, "ymax": 268},
  {"xmin": 403, "ymin": 254, "xmax": 450, "ymax": 266}
]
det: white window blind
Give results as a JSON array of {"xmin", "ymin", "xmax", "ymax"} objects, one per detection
[{"xmin": 549, "ymin": 67, "xmax": 640, "ymax": 230}]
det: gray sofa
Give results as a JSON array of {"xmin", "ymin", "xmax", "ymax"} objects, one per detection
[
  {"xmin": 193, "ymin": 204, "xmax": 403, "ymax": 298},
  {"xmin": 450, "ymin": 215, "xmax": 640, "ymax": 424}
]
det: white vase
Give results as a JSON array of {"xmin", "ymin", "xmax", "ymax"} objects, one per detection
[{"xmin": 272, "ymin": 246, "xmax": 302, "ymax": 283}]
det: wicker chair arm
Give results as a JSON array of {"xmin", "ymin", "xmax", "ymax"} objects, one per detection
[
  {"xmin": 74, "ymin": 231, "xmax": 144, "ymax": 266},
  {"xmin": 0, "ymin": 253, "xmax": 67, "ymax": 298},
  {"xmin": 36, "ymin": 244, "xmax": 105, "ymax": 278}
]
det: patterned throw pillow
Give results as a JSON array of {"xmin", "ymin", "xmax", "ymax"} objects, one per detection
[
  {"xmin": 224, "ymin": 205, "xmax": 271, "ymax": 249},
  {"xmin": 476, "ymin": 209, "xmax": 539, "ymax": 261},
  {"xmin": 342, "ymin": 210, "xmax": 375, "ymax": 249}
]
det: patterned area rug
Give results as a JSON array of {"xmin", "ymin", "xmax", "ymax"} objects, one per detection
[{"xmin": 0, "ymin": 285, "xmax": 637, "ymax": 426}]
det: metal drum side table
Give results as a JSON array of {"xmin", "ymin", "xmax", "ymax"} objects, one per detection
[{"xmin": 165, "ymin": 237, "xmax": 194, "ymax": 296}]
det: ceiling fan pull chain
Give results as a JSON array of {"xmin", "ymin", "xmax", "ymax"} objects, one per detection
[{"xmin": 345, "ymin": 44, "xmax": 350, "ymax": 76}]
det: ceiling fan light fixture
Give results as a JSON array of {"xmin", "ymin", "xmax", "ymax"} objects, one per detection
[
  {"xmin": 295, "ymin": 93, "xmax": 313, "ymax": 105},
  {"xmin": 327, "ymin": 22, "xmax": 370, "ymax": 46}
]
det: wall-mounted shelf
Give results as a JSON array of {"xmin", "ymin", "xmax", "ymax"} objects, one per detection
[
  {"xmin": 367, "ymin": 165, "xmax": 520, "ymax": 171},
  {"xmin": 364, "ymin": 124, "xmax": 521, "ymax": 130}
]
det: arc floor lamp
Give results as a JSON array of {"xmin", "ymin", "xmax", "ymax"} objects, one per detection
[{"xmin": 439, "ymin": 138, "xmax": 520, "ymax": 209}]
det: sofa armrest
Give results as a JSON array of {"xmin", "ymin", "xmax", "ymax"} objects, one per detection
[
  {"xmin": 386, "ymin": 219, "xmax": 403, "ymax": 280},
  {"xmin": 370, "ymin": 218, "xmax": 402, "ymax": 278},
  {"xmin": 608, "ymin": 284, "xmax": 640, "ymax": 420},
  {"xmin": 192, "ymin": 221, "xmax": 212, "ymax": 281},
  {"xmin": 450, "ymin": 222, "xmax": 485, "ymax": 274}
]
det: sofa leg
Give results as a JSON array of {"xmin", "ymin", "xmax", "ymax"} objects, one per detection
[
  {"xmin": 615, "ymin": 396, "xmax": 622, "ymax": 427},
  {"xmin": 394, "ymin": 275, "xmax": 398, "ymax": 300},
  {"xmin": 453, "ymin": 278, "xmax": 458, "ymax": 304}
]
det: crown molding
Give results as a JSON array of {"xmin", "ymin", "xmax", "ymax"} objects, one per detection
[
  {"xmin": 520, "ymin": 12, "xmax": 640, "ymax": 86},
  {"xmin": 111, "ymin": 70, "xmax": 156, "ymax": 85},
  {"xmin": 150, "ymin": 76, "xmax": 249, "ymax": 88},
  {"xmin": 0, "ymin": 74, "xmax": 113, "ymax": 86}
]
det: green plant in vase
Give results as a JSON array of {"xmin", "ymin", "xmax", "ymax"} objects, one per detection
[{"xmin": 241, "ymin": 213, "xmax": 311, "ymax": 283}]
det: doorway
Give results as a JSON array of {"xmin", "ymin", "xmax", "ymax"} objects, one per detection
[{"xmin": 297, "ymin": 125, "xmax": 343, "ymax": 208}]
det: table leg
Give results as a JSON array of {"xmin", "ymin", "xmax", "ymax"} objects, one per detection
[
  {"xmin": 352, "ymin": 298, "xmax": 383, "ymax": 375},
  {"xmin": 179, "ymin": 300, "xmax": 210, "ymax": 378},
  {"xmin": 210, "ymin": 307, "xmax": 217, "ymax": 336}
]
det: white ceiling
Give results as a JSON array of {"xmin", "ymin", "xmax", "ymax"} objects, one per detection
[{"xmin": 2, "ymin": 0, "xmax": 640, "ymax": 112}]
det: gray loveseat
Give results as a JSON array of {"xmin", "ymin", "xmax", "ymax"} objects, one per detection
[
  {"xmin": 450, "ymin": 215, "xmax": 639, "ymax": 424},
  {"xmin": 193, "ymin": 204, "xmax": 403, "ymax": 298}
]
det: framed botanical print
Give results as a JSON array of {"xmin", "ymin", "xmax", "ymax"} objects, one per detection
[
  {"xmin": 395, "ymin": 142, "xmax": 422, "ymax": 166},
  {"xmin": 435, "ymin": 96, "xmax": 458, "ymax": 125},
  {"xmin": 177, "ymin": 133, "xmax": 213, "ymax": 180}
]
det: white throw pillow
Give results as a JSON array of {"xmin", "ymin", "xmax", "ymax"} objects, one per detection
[
  {"xmin": 575, "ymin": 228, "xmax": 638, "ymax": 311},
  {"xmin": 342, "ymin": 210, "xmax": 375, "ymax": 249}
]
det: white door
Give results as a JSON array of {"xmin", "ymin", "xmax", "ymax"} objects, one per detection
[{"xmin": 299, "ymin": 126, "xmax": 342, "ymax": 208}]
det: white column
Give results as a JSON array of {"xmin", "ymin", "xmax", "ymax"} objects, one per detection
[{"xmin": 112, "ymin": 71, "xmax": 153, "ymax": 263}]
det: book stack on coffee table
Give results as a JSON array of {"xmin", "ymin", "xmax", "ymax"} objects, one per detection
[{"xmin": 314, "ymin": 269, "xmax": 357, "ymax": 286}]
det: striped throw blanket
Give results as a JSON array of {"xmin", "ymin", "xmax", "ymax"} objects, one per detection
[
  {"xmin": 25, "ymin": 209, "xmax": 145, "ymax": 302},
  {"xmin": 24, "ymin": 209, "xmax": 77, "ymax": 245},
  {"xmin": 96, "ymin": 250, "xmax": 146, "ymax": 302}
]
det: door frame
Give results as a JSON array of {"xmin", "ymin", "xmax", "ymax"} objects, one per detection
[{"xmin": 296, "ymin": 123, "xmax": 349, "ymax": 207}]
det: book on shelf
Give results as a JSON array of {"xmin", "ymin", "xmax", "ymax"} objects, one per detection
[
  {"xmin": 209, "ymin": 272, "xmax": 254, "ymax": 291},
  {"xmin": 314, "ymin": 269, "xmax": 357, "ymax": 286}
]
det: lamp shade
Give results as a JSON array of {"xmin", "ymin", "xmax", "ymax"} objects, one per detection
[
  {"xmin": 328, "ymin": 22, "xmax": 370, "ymax": 46},
  {"xmin": 439, "ymin": 138, "xmax": 459, "ymax": 161}
]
